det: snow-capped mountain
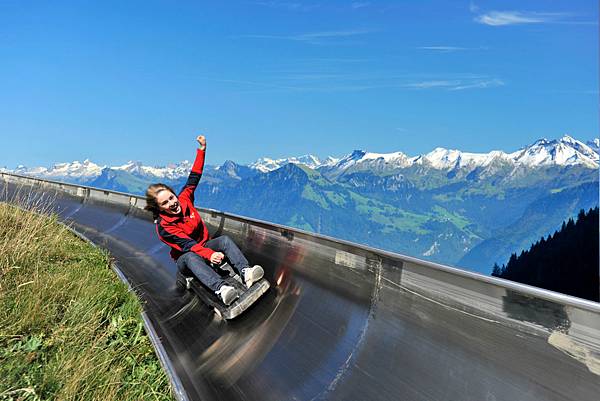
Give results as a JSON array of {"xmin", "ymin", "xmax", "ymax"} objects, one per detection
[
  {"xmin": 414, "ymin": 148, "xmax": 513, "ymax": 170},
  {"xmin": 508, "ymin": 135, "xmax": 598, "ymax": 168},
  {"xmin": 113, "ymin": 160, "xmax": 193, "ymax": 180},
  {"xmin": 249, "ymin": 154, "xmax": 333, "ymax": 173},
  {"xmin": 5, "ymin": 135, "xmax": 597, "ymax": 185},
  {"xmin": 322, "ymin": 135, "xmax": 599, "ymax": 177},
  {"xmin": 9, "ymin": 159, "xmax": 106, "ymax": 183},
  {"xmin": 336, "ymin": 150, "xmax": 413, "ymax": 170},
  {"xmin": 315, "ymin": 149, "xmax": 414, "ymax": 179}
]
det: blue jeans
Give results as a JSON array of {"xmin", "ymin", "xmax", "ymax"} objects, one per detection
[{"xmin": 176, "ymin": 235, "xmax": 250, "ymax": 292}]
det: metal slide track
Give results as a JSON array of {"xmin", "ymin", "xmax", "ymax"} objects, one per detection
[{"xmin": 2, "ymin": 172, "xmax": 600, "ymax": 401}]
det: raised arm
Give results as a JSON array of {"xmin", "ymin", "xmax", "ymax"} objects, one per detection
[{"xmin": 178, "ymin": 135, "xmax": 207, "ymax": 204}]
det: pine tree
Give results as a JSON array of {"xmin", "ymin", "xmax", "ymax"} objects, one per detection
[
  {"xmin": 492, "ymin": 207, "xmax": 599, "ymax": 302},
  {"xmin": 492, "ymin": 263, "xmax": 502, "ymax": 277}
]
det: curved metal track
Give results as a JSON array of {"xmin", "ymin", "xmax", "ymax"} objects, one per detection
[{"xmin": 2, "ymin": 172, "xmax": 600, "ymax": 401}]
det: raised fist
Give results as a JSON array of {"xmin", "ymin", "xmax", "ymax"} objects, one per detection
[{"xmin": 197, "ymin": 135, "xmax": 206, "ymax": 150}]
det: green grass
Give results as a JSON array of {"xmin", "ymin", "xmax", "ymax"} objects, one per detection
[
  {"xmin": 323, "ymin": 191, "xmax": 347, "ymax": 207},
  {"xmin": 431, "ymin": 205, "xmax": 471, "ymax": 230},
  {"xmin": 347, "ymin": 191, "xmax": 431, "ymax": 235},
  {"xmin": 432, "ymin": 193, "xmax": 463, "ymax": 202},
  {"xmin": 301, "ymin": 184, "xmax": 330, "ymax": 209},
  {"xmin": 0, "ymin": 201, "xmax": 173, "ymax": 401}
]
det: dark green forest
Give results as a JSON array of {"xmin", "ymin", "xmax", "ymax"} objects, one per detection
[{"xmin": 492, "ymin": 207, "xmax": 599, "ymax": 302}]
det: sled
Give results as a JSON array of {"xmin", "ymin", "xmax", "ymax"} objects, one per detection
[{"xmin": 176, "ymin": 262, "xmax": 270, "ymax": 320}]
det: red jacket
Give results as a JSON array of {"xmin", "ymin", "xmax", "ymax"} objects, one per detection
[{"xmin": 155, "ymin": 148, "xmax": 215, "ymax": 261}]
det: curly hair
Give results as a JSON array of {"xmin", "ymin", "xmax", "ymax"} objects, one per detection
[{"xmin": 145, "ymin": 183, "xmax": 177, "ymax": 220}]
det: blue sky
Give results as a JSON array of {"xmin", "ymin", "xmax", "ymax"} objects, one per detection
[{"xmin": 0, "ymin": 0, "xmax": 597, "ymax": 168}]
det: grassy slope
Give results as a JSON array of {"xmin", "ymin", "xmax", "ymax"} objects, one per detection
[{"xmin": 0, "ymin": 202, "xmax": 172, "ymax": 401}]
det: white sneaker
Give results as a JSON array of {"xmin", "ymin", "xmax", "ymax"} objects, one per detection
[
  {"xmin": 216, "ymin": 285, "xmax": 238, "ymax": 306},
  {"xmin": 243, "ymin": 265, "xmax": 264, "ymax": 288}
]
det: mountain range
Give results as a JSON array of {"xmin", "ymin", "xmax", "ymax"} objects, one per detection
[{"xmin": 3, "ymin": 135, "xmax": 598, "ymax": 274}]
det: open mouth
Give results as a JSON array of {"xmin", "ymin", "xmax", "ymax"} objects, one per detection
[{"xmin": 170, "ymin": 203, "xmax": 180, "ymax": 213}]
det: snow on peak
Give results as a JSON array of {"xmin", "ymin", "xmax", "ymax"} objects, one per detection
[
  {"xmin": 4, "ymin": 159, "xmax": 105, "ymax": 181},
  {"xmin": 331, "ymin": 150, "xmax": 366, "ymax": 170},
  {"xmin": 13, "ymin": 165, "xmax": 49, "ymax": 175},
  {"xmin": 116, "ymin": 159, "xmax": 193, "ymax": 179},
  {"xmin": 322, "ymin": 156, "xmax": 341, "ymax": 167},
  {"xmin": 323, "ymin": 135, "xmax": 598, "ymax": 176},
  {"xmin": 363, "ymin": 151, "xmax": 411, "ymax": 164},
  {"xmin": 5, "ymin": 135, "xmax": 596, "ymax": 185},
  {"xmin": 114, "ymin": 160, "xmax": 144, "ymax": 173},
  {"xmin": 249, "ymin": 154, "xmax": 325, "ymax": 172},
  {"xmin": 587, "ymin": 138, "xmax": 600, "ymax": 153},
  {"xmin": 510, "ymin": 135, "xmax": 598, "ymax": 168},
  {"xmin": 421, "ymin": 147, "xmax": 462, "ymax": 169},
  {"xmin": 6, "ymin": 158, "xmax": 196, "ymax": 181},
  {"xmin": 330, "ymin": 149, "xmax": 412, "ymax": 171},
  {"xmin": 33, "ymin": 159, "xmax": 105, "ymax": 178},
  {"xmin": 418, "ymin": 147, "xmax": 512, "ymax": 169},
  {"xmin": 250, "ymin": 157, "xmax": 285, "ymax": 173}
]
